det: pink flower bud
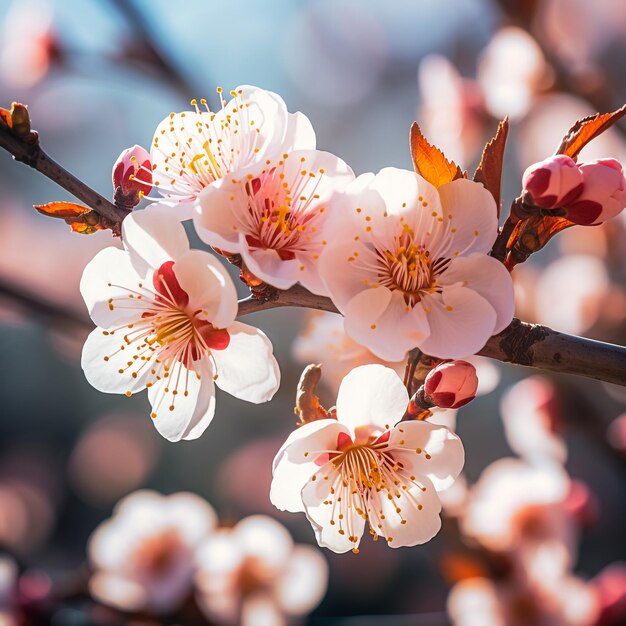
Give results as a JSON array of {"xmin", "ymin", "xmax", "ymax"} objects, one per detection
[
  {"xmin": 424, "ymin": 360, "xmax": 478, "ymax": 409},
  {"xmin": 565, "ymin": 158, "xmax": 626, "ymax": 225},
  {"xmin": 522, "ymin": 155, "xmax": 584, "ymax": 209},
  {"xmin": 112, "ymin": 145, "xmax": 152, "ymax": 208}
]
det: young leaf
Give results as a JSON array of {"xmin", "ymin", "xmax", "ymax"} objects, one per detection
[
  {"xmin": 556, "ymin": 104, "xmax": 626, "ymax": 160},
  {"xmin": 473, "ymin": 118, "xmax": 509, "ymax": 217},
  {"xmin": 34, "ymin": 201, "xmax": 103, "ymax": 234},
  {"xmin": 410, "ymin": 122, "xmax": 465, "ymax": 188}
]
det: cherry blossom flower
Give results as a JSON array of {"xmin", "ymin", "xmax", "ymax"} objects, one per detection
[
  {"xmin": 150, "ymin": 85, "xmax": 315, "ymax": 219},
  {"xmin": 424, "ymin": 360, "xmax": 478, "ymax": 409},
  {"xmin": 195, "ymin": 149, "xmax": 353, "ymax": 295},
  {"xmin": 80, "ymin": 209, "xmax": 280, "ymax": 442},
  {"xmin": 448, "ymin": 573, "xmax": 599, "ymax": 626},
  {"xmin": 195, "ymin": 515, "xmax": 327, "ymax": 625},
  {"xmin": 270, "ymin": 365, "xmax": 464, "ymax": 553},
  {"xmin": 88, "ymin": 490, "xmax": 216, "ymax": 614},
  {"xmin": 319, "ymin": 168, "xmax": 514, "ymax": 361},
  {"xmin": 523, "ymin": 155, "xmax": 584, "ymax": 210},
  {"xmin": 461, "ymin": 459, "xmax": 576, "ymax": 576}
]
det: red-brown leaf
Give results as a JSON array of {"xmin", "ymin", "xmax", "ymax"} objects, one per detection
[
  {"xmin": 556, "ymin": 104, "xmax": 626, "ymax": 160},
  {"xmin": 410, "ymin": 122, "xmax": 465, "ymax": 188},
  {"xmin": 34, "ymin": 201, "xmax": 92, "ymax": 219},
  {"xmin": 473, "ymin": 118, "xmax": 509, "ymax": 217}
]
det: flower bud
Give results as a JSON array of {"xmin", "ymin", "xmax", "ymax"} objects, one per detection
[
  {"xmin": 565, "ymin": 158, "xmax": 626, "ymax": 225},
  {"xmin": 112, "ymin": 145, "xmax": 152, "ymax": 209},
  {"xmin": 424, "ymin": 360, "xmax": 478, "ymax": 409},
  {"xmin": 522, "ymin": 154, "xmax": 584, "ymax": 209}
]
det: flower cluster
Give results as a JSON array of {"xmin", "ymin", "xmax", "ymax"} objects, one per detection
[{"xmin": 88, "ymin": 490, "xmax": 328, "ymax": 622}]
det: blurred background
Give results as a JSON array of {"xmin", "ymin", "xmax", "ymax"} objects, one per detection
[{"xmin": 0, "ymin": 0, "xmax": 625, "ymax": 624}]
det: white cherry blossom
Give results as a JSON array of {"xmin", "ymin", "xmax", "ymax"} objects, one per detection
[
  {"xmin": 150, "ymin": 85, "xmax": 315, "ymax": 219},
  {"xmin": 319, "ymin": 168, "xmax": 514, "ymax": 361},
  {"xmin": 270, "ymin": 365, "xmax": 464, "ymax": 553},
  {"xmin": 195, "ymin": 515, "xmax": 328, "ymax": 626},
  {"xmin": 80, "ymin": 209, "xmax": 280, "ymax": 442},
  {"xmin": 195, "ymin": 149, "xmax": 354, "ymax": 295},
  {"xmin": 88, "ymin": 490, "xmax": 217, "ymax": 614}
]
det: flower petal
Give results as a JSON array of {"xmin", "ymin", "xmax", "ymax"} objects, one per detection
[
  {"xmin": 439, "ymin": 254, "xmax": 514, "ymax": 334},
  {"xmin": 148, "ymin": 360, "xmax": 216, "ymax": 442},
  {"xmin": 122, "ymin": 209, "xmax": 190, "ymax": 274},
  {"xmin": 438, "ymin": 178, "xmax": 499, "ymax": 255},
  {"xmin": 374, "ymin": 475, "xmax": 443, "ymax": 548},
  {"xmin": 271, "ymin": 420, "xmax": 349, "ymax": 513},
  {"xmin": 80, "ymin": 246, "xmax": 145, "ymax": 328},
  {"xmin": 389, "ymin": 421, "xmax": 465, "ymax": 490},
  {"xmin": 172, "ymin": 249, "xmax": 238, "ymax": 329},
  {"xmin": 212, "ymin": 322, "xmax": 280, "ymax": 403},
  {"xmin": 282, "ymin": 111, "xmax": 316, "ymax": 151},
  {"xmin": 420, "ymin": 286, "xmax": 497, "ymax": 358},
  {"xmin": 82, "ymin": 327, "xmax": 151, "ymax": 394},
  {"xmin": 336, "ymin": 364, "xmax": 408, "ymax": 432}
]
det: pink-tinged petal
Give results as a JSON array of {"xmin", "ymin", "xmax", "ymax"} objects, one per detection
[
  {"xmin": 122, "ymin": 209, "xmax": 190, "ymax": 274},
  {"xmin": 336, "ymin": 364, "xmax": 408, "ymax": 432},
  {"xmin": 344, "ymin": 289, "xmax": 429, "ymax": 362},
  {"xmin": 282, "ymin": 111, "xmax": 316, "ymax": 151},
  {"xmin": 194, "ymin": 182, "xmax": 241, "ymax": 251},
  {"xmin": 88, "ymin": 518, "xmax": 136, "ymax": 572},
  {"xmin": 420, "ymin": 287, "xmax": 497, "ymax": 358},
  {"xmin": 212, "ymin": 322, "xmax": 280, "ymax": 403},
  {"xmin": 240, "ymin": 243, "xmax": 301, "ymax": 290},
  {"xmin": 439, "ymin": 254, "xmax": 514, "ymax": 334},
  {"xmin": 271, "ymin": 420, "xmax": 349, "ymax": 513},
  {"xmin": 89, "ymin": 573, "xmax": 147, "ymax": 613},
  {"xmin": 82, "ymin": 328, "xmax": 151, "ymax": 394},
  {"xmin": 438, "ymin": 178, "xmax": 499, "ymax": 255},
  {"xmin": 171, "ymin": 250, "xmax": 238, "ymax": 328},
  {"xmin": 296, "ymin": 258, "xmax": 330, "ymax": 296},
  {"xmin": 163, "ymin": 493, "xmax": 217, "ymax": 545},
  {"xmin": 301, "ymin": 463, "xmax": 366, "ymax": 553},
  {"xmin": 320, "ymin": 243, "xmax": 383, "ymax": 308},
  {"xmin": 241, "ymin": 593, "xmax": 285, "ymax": 626},
  {"xmin": 148, "ymin": 360, "xmax": 216, "ymax": 442},
  {"xmin": 389, "ymin": 421, "xmax": 465, "ymax": 490},
  {"xmin": 274, "ymin": 545, "xmax": 328, "ymax": 615},
  {"xmin": 234, "ymin": 515, "xmax": 293, "ymax": 571},
  {"xmin": 80, "ymin": 246, "xmax": 144, "ymax": 328},
  {"xmin": 373, "ymin": 475, "xmax": 443, "ymax": 548}
]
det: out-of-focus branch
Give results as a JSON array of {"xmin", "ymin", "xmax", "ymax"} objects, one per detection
[
  {"xmin": 0, "ymin": 125, "xmax": 126, "ymax": 224},
  {"xmin": 237, "ymin": 287, "xmax": 626, "ymax": 387}
]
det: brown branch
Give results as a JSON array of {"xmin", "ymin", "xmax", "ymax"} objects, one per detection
[
  {"xmin": 0, "ymin": 125, "xmax": 126, "ymax": 224},
  {"xmin": 236, "ymin": 287, "xmax": 626, "ymax": 387}
]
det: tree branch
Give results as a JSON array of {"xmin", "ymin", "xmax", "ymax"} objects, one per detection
[
  {"xmin": 0, "ymin": 125, "xmax": 126, "ymax": 224},
  {"xmin": 237, "ymin": 287, "xmax": 626, "ymax": 387}
]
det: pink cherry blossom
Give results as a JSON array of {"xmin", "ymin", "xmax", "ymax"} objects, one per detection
[
  {"xmin": 270, "ymin": 364, "xmax": 464, "ymax": 553},
  {"xmin": 88, "ymin": 490, "xmax": 217, "ymax": 614},
  {"xmin": 150, "ymin": 85, "xmax": 315, "ymax": 219},
  {"xmin": 424, "ymin": 360, "xmax": 478, "ymax": 409},
  {"xmin": 566, "ymin": 158, "xmax": 626, "ymax": 225},
  {"xmin": 319, "ymin": 168, "xmax": 514, "ymax": 361},
  {"xmin": 112, "ymin": 145, "xmax": 152, "ymax": 208},
  {"xmin": 195, "ymin": 149, "xmax": 354, "ymax": 295},
  {"xmin": 80, "ymin": 209, "xmax": 280, "ymax": 442},
  {"xmin": 522, "ymin": 155, "xmax": 584, "ymax": 209},
  {"xmin": 195, "ymin": 515, "xmax": 327, "ymax": 625}
]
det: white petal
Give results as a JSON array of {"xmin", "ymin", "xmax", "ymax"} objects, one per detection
[
  {"xmin": 282, "ymin": 111, "xmax": 316, "ymax": 151},
  {"xmin": 122, "ymin": 209, "xmax": 189, "ymax": 274},
  {"xmin": 344, "ymin": 289, "xmax": 429, "ymax": 362},
  {"xmin": 148, "ymin": 360, "xmax": 216, "ymax": 442},
  {"xmin": 194, "ymin": 182, "xmax": 241, "ymax": 251},
  {"xmin": 439, "ymin": 254, "xmax": 514, "ymax": 334},
  {"xmin": 82, "ymin": 328, "xmax": 150, "ymax": 394},
  {"xmin": 389, "ymin": 421, "xmax": 465, "ymax": 491},
  {"xmin": 164, "ymin": 492, "xmax": 217, "ymax": 545},
  {"xmin": 80, "ymin": 247, "xmax": 144, "ymax": 328},
  {"xmin": 374, "ymin": 475, "xmax": 443, "ymax": 548},
  {"xmin": 212, "ymin": 322, "xmax": 280, "ymax": 403},
  {"xmin": 438, "ymin": 178, "xmax": 499, "ymax": 255},
  {"xmin": 172, "ymin": 249, "xmax": 238, "ymax": 328},
  {"xmin": 420, "ymin": 287, "xmax": 497, "ymax": 358},
  {"xmin": 240, "ymin": 244, "xmax": 301, "ymax": 290},
  {"xmin": 335, "ymin": 365, "xmax": 408, "ymax": 432},
  {"xmin": 234, "ymin": 515, "xmax": 293, "ymax": 572},
  {"xmin": 271, "ymin": 420, "xmax": 348, "ymax": 513},
  {"xmin": 301, "ymin": 463, "xmax": 366, "ymax": 554},
  {"xmin": 274, "ymin": 545, "xmax": 328, "ymax": 615}
]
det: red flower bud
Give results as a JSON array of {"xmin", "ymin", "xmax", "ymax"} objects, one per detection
[
  {"xmin": 424, "ymin": 360, "xmax": 478, "ymax": 409},
  {"xmin": 522, "ymin": 155, "xmax": 584, "ymax": 209},
  {"xmin": 565, "ymin": 158, "xmax": 626, "ymax": 225},
  {"xmin": 112, "ymin": 145, "xmax": 152, "ymax": 209}
]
